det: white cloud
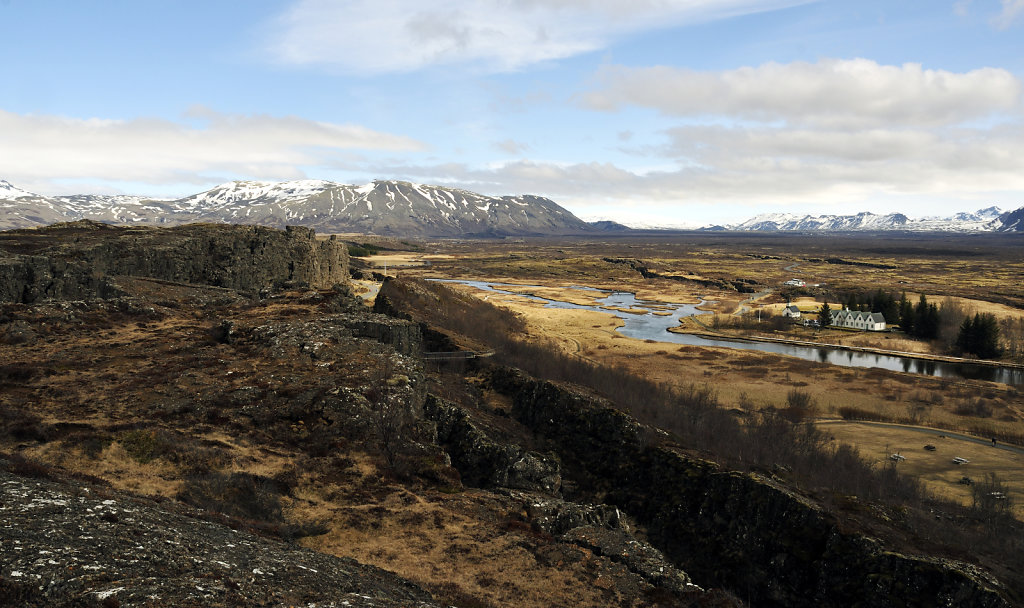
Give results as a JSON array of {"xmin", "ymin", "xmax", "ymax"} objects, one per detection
[
  {"xmin": 583, "ymin": 58, "xmax": 1022, "ymax": 127},
  {"xmin": 0, "ymin": 108, "xmax": 424, "ymax": 192},
  {"xmin": 493, "ymin": 139, "xmax": 531, "ymax": 155},
  {"xmin": 953, "ymin": 0, "xmax": 974, "ymax": 17},
  {"xmin": 266, "ymin": 0, "xmax": 815, "ymax": 73},
  {"xmin": 568, "ymin": 57, "xmax": 1024, "ymax": 215},
  {"xmin": 364, "ymin": 118, "xmax": 1024, "ymax": 216},
  {"xmin": 994, "ymin": 0, "xmax": 1024, "ymax": 28}
]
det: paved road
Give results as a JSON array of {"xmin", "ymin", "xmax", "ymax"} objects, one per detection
[
  {"xmin": 733, "ymin": 289, "xmax": 773, "ymax": 316},
  {"xmin": 816, "ymin": 419, "xmax": 1024, "ymax": 455},
  {"xmin": 355, "ymin": 280, "xmax": 381, "ymax": 302}
]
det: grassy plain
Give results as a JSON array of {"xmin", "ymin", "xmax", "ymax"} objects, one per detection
[{"xmin": 367, "ymin": 231, "xmax": 1024, "ymax": 515}]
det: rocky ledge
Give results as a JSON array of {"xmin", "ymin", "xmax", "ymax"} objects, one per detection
[
  {"xmin": 0, "ymin": 468, "xmax": 440, "ymax": 608},
  {"xmin": 0, "ymin": 221, "xmax": 348, "ymax": 303}
]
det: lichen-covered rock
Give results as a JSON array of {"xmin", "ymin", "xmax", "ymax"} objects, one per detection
[
  {"xmin": 517, "ymin": 495, "xmax": 700, "ymax": 597},
  {"xmin": 0, "ymin": 221, "xmax": 348, "ymax": 303},
  {"xmin": 0, "ymin": 469, "xmax": 441, "ymax": 608},
  {"xmin": 248, "ymin": 312, "xmax": 423, "ymax": 359}
]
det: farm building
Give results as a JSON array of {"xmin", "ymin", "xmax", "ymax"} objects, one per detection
[{"xmin": 831, "ymin": 309, "xmax": 887, "ymax": 331}]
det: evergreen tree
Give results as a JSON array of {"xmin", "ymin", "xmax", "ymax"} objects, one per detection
[
  {"xmin": 957, "ymin": 313, "xmax": 1002, "ymax": 359},
  {"xmin": 912, "ymin": 294, "xmax": 940, "ymax": 339},
  {"xmin": 879, "ymin": 291, "xmax": 899, "ymax": 325},
  {"xmin": 898, "ymin": 292, "xmax": 914, "ymax": 333},
  {"xmin": 818, "ymin": 302, "xmax": 832, "ymax": 327}
]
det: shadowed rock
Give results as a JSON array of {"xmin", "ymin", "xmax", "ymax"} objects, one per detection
[{"xmin": 0, "ymin": 221, "xmax": 348, "ymax": 303}]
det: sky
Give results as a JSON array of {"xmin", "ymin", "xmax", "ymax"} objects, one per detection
[{"xmin": 2, "ymin": 0, "xmax": 1023, "ymax": 227}]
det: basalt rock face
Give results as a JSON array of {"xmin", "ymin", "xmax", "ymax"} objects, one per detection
[
  {"xmin": 421, "ymin": 395, "xmax": 709, "ymax": 601},
  {"xmin": 423, "ymin": 395, "xmax": 561, "ymax": 494},
  {"xmin": 487, "ymin": 367, "xmax": 1011, "ymax": 608},
  {"xmin": 0, "ymin": 221, "xmax": 348, "ymax": 303}
]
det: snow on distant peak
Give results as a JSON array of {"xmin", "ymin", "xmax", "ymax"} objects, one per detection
[
  {"xmin": 179, "ymin": 179, "xmax": 337, "ymax": 210},
  {"xmin": 0, "ymin": 180, "xmax": 40, "ymax": 200}
]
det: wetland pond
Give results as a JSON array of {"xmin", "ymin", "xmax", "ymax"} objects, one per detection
[{"xmin": 435, "ymin": 279, "xmax": 1024, "ymax": 386}]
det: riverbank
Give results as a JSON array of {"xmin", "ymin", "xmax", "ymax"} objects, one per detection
[{"xmin": 671, "ymin": 318, "xmax": 1024, "ymax": 373}]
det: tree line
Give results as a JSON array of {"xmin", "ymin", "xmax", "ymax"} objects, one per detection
[{"xmin": 836, "ymin": 289, "xmax": 1004, "ymax": 359}]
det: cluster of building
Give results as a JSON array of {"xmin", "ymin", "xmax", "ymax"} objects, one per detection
[{"xmin": 781, "ymin": 304, "xmax": 887, "ymax": 331}]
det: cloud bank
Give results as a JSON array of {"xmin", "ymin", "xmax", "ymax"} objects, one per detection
[
  {"xmin": 0, "ymin": 108, "xmax": 423, "ymax": 191},
  {"xmin": 583, "ymin": 59, "xmax": 1022, "ymax": 127}
]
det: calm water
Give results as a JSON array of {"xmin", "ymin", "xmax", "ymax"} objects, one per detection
[{"xmin": 433, "ymin": 279, "xmax": 1024, "ymax": 386}]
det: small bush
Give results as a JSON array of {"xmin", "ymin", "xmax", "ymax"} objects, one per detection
[
  {"xmin": 786, "ymin": 389, "xmax": 815, "ymax": 410},
  {"xmin": 0, "ymin": 405, "xmax": 52, "ymax": 443},
  {"xmin": 0, "ymin": 452, "xmax": 54, "ymax": 479},
  {"xmin": 178, "ymin": 471, "xmax": 285, "ymax": 523},
  {"xmin": 954, "ymin": 398, "xmax": 993, "ymax": 418},
  {"xmin": 117, "ymin": 429, "xmax": 167, "ymax": 464}
]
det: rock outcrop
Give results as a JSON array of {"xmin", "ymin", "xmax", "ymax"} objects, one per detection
[
  {"xmin": 487, "ymin": 367, "xmax": 1011, "ymax": 608},
  {"xmin": 249, "ymin": 312, "xmax": 424, "ymax": 359},
  {"xmin": 522, "ymin": 495, "xmax": 699, "ymax": 597},
  {"xmin": 423, "ymin": 395, "xmax": 561, "ymax": 494},
  {"xmin": 0, "ymin": 221, "xmax": 348, "ymax": 303}
]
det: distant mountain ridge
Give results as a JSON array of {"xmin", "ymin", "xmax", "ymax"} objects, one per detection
[
  {"xmin": 0, "ymin": 179, "xmax": 597, "ymax": 237},
  {"xmin": 2, "ymin": 178, "xmax": 1022, "ymax": 234},
  {"xmin": 727, "ymin": 206, "xmax": 1022, "ymax": 233}
]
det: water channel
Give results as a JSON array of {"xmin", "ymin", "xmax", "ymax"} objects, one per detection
[{"xmin": 434, "ymin": 279, "xmax": 1024, "ymax": 386}]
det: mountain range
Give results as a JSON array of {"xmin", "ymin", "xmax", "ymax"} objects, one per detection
[
  {"xmin": 0, "ymin": 179, "xmax": 595, "ymax": 237},
  {"xmin": 1, "ymin": 178, "xmax": 1022, "ymax": 234},
  {"xmin": 727, "ymin": 207, "xmax": 1023, "ymax": 233}
]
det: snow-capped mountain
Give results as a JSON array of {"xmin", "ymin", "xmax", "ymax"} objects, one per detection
[
  {"xmin": 3, "ymin": 177, "xmax": 1022, "ymax": 234},
  {"xmin": 0, "ymin": 179, "xmax": 596, "ymax": 237},
  {"xmin": 729, "ymin": 207, "xmax": 1021, "ymax": 233}
]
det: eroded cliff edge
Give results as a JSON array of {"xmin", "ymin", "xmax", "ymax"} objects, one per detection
[
  {"xmin": 484, "ymin": 367, "xmax": 1011, "ymax": 608},
  {"xmin": 0, "ymin": 220, "xmax": 348, "ymax": 303}
]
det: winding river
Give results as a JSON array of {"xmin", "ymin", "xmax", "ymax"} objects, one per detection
[{"xmin": 435, "ymin": 279, "xmax": 1024, "ymax": 386}]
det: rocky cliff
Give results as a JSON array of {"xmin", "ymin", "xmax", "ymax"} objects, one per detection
[
  {"xmin": 486, "ymin": 367, "xmax": 1011, "ymax": 608},
  {"xmin": 0, "ymin": 221, "xmax": 348, "ymax": 303}
]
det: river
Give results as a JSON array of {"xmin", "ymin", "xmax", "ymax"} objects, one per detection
[{"xmin": 433, "ymin": 279, "xmax": 1024, "ymax": 386}]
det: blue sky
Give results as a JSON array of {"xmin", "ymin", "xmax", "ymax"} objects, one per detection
[{"xmin": 2, "ymin": 0, "xmax": 1023, "ymax": 226}]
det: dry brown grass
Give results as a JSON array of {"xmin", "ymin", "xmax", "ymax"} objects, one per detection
[
  {"xmin": 819, "ymin": 422, "xmax": 1024, "ymax": 518},
  {"xmin": 293, "ymin": 454, "xmax": 660, "ymax": 608}
]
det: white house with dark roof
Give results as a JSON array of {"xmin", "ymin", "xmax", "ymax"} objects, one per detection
[
  {"xmin": 782, "ymin": 304, "xmax": 802, "ymax": 319},
  {"xmin": 831, "ymin": 309, "xmax": 887, "ymax": 331}
]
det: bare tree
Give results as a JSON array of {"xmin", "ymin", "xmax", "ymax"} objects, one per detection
[{"xmin": 365, "ymin": 356, "xmax": 414, "ymax": 470}]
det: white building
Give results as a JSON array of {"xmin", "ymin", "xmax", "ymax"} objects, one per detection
[
  {"xmin": 831, "ymin": 309, "xmax": 887, "ymax": 331},
  {"xmin": 782, "ymin": 304, "xmax": 802, "ymax": 319}
]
